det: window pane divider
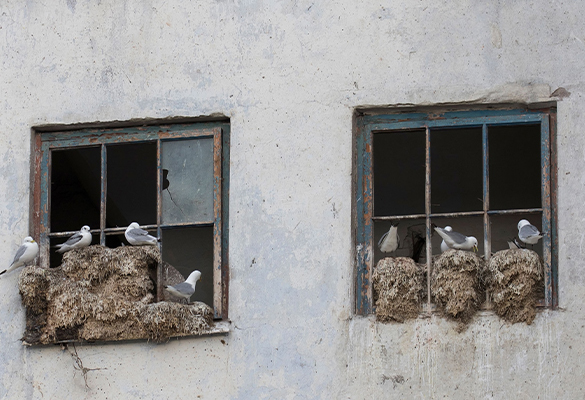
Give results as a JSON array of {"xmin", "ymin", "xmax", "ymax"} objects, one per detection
[
  {"xmin": 100, "ymin": 144, "xmax": 107, "ymax": 246},
  {"xmin": 424, "ymin": 126, "xmax": 432, "ymax": 314}
]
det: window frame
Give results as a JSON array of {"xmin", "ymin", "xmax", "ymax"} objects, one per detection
[
  {"xmin": 31, "ymin": 120, "xmax": 230, "ymax": 320},
  {"xmin": 354, "ymin": 106, "xmax": 557, "ymax": 315}
]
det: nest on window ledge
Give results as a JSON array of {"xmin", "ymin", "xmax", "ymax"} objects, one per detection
[
  {"xmin": 485, "ymin": 249, "xmax": 544, "ymax": 325},
  {"xmin": 431, "ymin": 250, "xmax": 484, "ymax": 330},
  {"xmin": 373, "ymin": 257, "xmax": 424, "ymax": 322},
  {"xmin": 18, "ymin": 245, "xmax": 213, "ymax": 345}
]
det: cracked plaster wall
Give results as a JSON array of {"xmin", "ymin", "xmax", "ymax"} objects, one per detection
[{"xmin": 1, "ymin": 1, "xmax": 585, "ymax": 398}]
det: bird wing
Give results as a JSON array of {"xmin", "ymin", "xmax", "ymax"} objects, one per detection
[
  {"xmin": 11, "ymin": 245, "xmax": 27, "ymax": 265},
  {"xmin": 520, "ymin": 224, "xmax": 540, "ymax": 237},
  {"xmin": 168, "ymin": 282, "xmax": 195, "ymax": 297},
  {"xmin": 435, "ymin": 227, "xmax": 467, "ymax": 245},
  {"xmin": 62, "ymin": 232, "xmax": 83, "ymax": 246},
  {"xmin": 377, "ymin": 231, "xmax": 389, "ymax": 248},
  {"xmin": 129, "ymin": 228, "xmax": 153, "ymax": 238}
]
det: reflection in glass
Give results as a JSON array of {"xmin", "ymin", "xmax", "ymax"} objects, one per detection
[
  {"xmin": 374, "ymin": 130, "xmax": 426, "ymax": 216},
  {"xmin": 162, "ymin": 227, "xmax": 214, "ymax": 306},
  {"xmin": 51, "ymin": 147, "xmax": 101, "ymax": 232},
  {"xmin": 106, "ymin": 143, "xmax": 157, "ymax": 228}
]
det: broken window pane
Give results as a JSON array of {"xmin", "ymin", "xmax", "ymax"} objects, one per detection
[
  {"xmin": 50, "ymin": 147, "xmax": 101, "ymax": 232},
  {"xmin": 374, "ymin": 130, "xmax": 426, "ymax": 216},
  {"xmin": 431, "ymin": 127, "xmax": 483, "ymax": 214},
  {"xmin": 106, "ymin": 143, "xmax": 157, "ymax": 228},
  {"xmin": 161, "ymin": 138, "xmax": 214, "ymax": 224},
  {"xmin": 489, "ymin": 124, "xmax": 541, "ymax": 210},
  {"xmin": 162, "ymin": 227, "xmax": 214, "ymax": 306}
]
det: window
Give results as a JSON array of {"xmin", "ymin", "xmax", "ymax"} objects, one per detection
[
  {"xmin": 32, "ymin": 120, "xmax": 230, "ymax": 320},
  {"xmin": 355, "ymin": 107, "xmax": 557, "ymax": 315}
]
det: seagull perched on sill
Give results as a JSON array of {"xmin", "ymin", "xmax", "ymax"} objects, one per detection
[
  {"xmin": 125, "ymin": 222, "xmax": 159, "ymax": 246},
  {"xmin": 55, "ymin": 225, "xmax": 92, "ymax": 253},
  {"xmin": 378, "ymin": 224, "xmax": 399, "ymax": 254},
  {"xmin": 1, "ymin": 236, "xmax": 39, "ymax": 276},
  {"xmin": 165, "ymin": 270, "xmax": 202, "ymax": 302},
  {"xmin": 434, "ymin": 226, "xmax": 478, "ymax": 252},
  {"xmin": 517, "ymin": 219, "xmax": 543, "ymax": 245}
]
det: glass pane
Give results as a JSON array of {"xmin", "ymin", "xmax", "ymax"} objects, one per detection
[
  {"xmin": 374, "ymin": 130, "xmax": 426, "ymax": 216},
  {"xmin": 162, "ymin": 227, "xmax": 214, "ymax": 307},
  {"xmin": 431, "ymin": 128, "xmax": 483, "ymax": 213},
  {"xmin": 106, "ymin": 143, "xmax": 157, "ymax": 228},
  {"xmin": 489, "ymin": 124, "xmax": 541, "ymax": 210},
  {"xmin": 50, "ymin": 147, "xmax": 101, "ymax": 232},
  {"xmin": 162, "ymin": 138, "xmax": 214, "ymax": 224}
]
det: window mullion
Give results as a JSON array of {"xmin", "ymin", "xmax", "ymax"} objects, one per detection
[
  {"xmin": 425, "ymin": 126, "xmax": 432, "ymax": 314},
  {"xmin": 213, "ymin": 128, "xmax": 223, "ymax": 318},
  {"xmin": 482, "ymin": 124, "xmax": 490, "ymax": 259},
  {"xmin": 100, "ymin": 144, "xmax": 107, "ymax": 246},
  {"xmin": 156, "ymin": 139, "xmax": 163, "ymax": 302},
  {"xmin": 541, "ymin": 115, "xmax": 552, "ymax": 307}
]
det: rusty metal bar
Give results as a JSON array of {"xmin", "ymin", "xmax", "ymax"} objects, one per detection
[
  {"xmin": 425, "ymin": 126, "xmax": 432, "ymax": 313},
  {"xmin": 100, "ymin": 144, "xmax": 107, "ymax": 246},
  {"xmin": 486, "ymin": 208, "xmax": 542, "ymax": 215},
  {"xmin": 550, "ymin": 112, "xmax": 558, "ymax": 308},
  {"xmin": 372, "ymin": 214, "xmax": 426, "ymax": 221},
  {"xmin": 212, "ymin": 128, "xmax": 223, "ymax": 318},
  {"xmin": 541, "ymin": 115, "xmax": 552, "ymax": 307},
  {"xmin": 374, "ymin": 208, "xmax": 543, "ymax": 221},
  {"xmin": 48, "ymin": 229, "xmax": 102, "ymax": 238},
  {"xmin": 482, "ymin": 124, "xmax": 490, "ymax": 258},
  {"xmin": 156, "ymin": 139, "xmax": 163, "ymax": 302}
]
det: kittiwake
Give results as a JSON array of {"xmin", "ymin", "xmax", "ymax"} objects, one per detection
[
  {"xmin": 439, "ymin": 226, "xmax": 453, "ymax": 253},
  {"xmin": 56, "ymin": 225, "xmax": 92, "ymax": 253},
  {"xmin": 434, "ymin": 226, "xmax": 478, "ymax": 252},
  {"xmin": 517, "ymin": 219, "xmax": 543, "ymax": 245},
  {"xmin": 164, "ymin": 270, "xmax": 202, "ymax": 301},
  {"xmin": 125, "ymin": 222, "xmax": 159, "ymax": 246},
  {"xmin": 378, "ymin": 224, "xmax": 399, "ymax": 253},
  {"xmin": 1, "ymin": 236, "xmax": 39, "ymax": 276}
]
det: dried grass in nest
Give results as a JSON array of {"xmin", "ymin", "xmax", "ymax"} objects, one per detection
[
  {"xmin": 486, "ymin": 249, "xmax": 543, "ymax": 324},
  {"xmin": 373, "ymin": 257, "xmax": 424, "ymax": 322},
  {"xmin": 432, "ymin": 250, "xmax": 483, "ymax": 328},
  {"xmin": 18, "ymin": 245, "xmax": 214, "ymax": 344}
]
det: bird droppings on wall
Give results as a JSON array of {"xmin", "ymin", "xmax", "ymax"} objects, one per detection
[
  {"xmin": 373, "ymin": 257, "xmax": 424, "ymax": 322},
  {"xmin": 432, "ymin": 250, "xmax": 483, "ymax": 331},
  {"xmin": 486, "ymin": 249, "xmax": 544, "ymax": 325},
  {"xmin": 18, "ymin": 245, "xmax": 213, "ymax": 345}
]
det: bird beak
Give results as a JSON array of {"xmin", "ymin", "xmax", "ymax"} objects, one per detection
[{"xmin": 473, "ymin": 245, "xmax": 478, "ymax": 252}]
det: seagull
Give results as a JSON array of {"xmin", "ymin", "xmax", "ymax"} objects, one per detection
[
  {"xmin": 378, "ymin": 224, "xmax": 399, "ymax": 253},
  {"xmin": 439, "ymin": 226, "xmax": 453, "ymax": 253},
  {"xmin": 1, "ymin": 236, "xmax": 39, "ymax": 276},
  {"xmin": 434, "ymin": 226, "xmax": 478, "ymax": 252},
  {"xmin": 125, "ymin": 222, "xmax": 158, "ymax": 246},
  {"xmin": 507, "ymin": 238, "xmax": 525, "ymax": 249},
  {"xmin": 55, "ymin": 225, "xmax": 92, "ymax": 253},
  {"xmin": 518, "ymin": 219, "xmax": 543, "ymax": 245},
  {"xmin": 164, "ymin": 270, "xmax": 202, "ymax": 302}
]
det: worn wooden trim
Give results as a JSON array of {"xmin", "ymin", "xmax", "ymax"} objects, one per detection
[
  {"xmin": 424, "ymin": 126, "xmax": 432, "ymax": 313},
  {"xmin": 212, "ymin": 127, "xmax": 223, "ymax": 319},
  {"xmin": 540, "ymin": 115, "xmax": 553, "ymax": 307}
]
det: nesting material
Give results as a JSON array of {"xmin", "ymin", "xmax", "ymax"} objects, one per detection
[
  {"xmin": 431, "ymin": 250, "xmax": 482, "ymax": 327},
  {"xmin": 486, "ymin": 249, "xmax": 544, "ymax": 324},
  {"xmin": 373, "ymin": 257, "xmax": 424, "ymax": 322},
  {"xmin": 19, "ymin": 245, "xmax": 213, "ymax": 345}
]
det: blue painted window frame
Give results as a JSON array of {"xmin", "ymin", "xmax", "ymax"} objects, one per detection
[
  {"xmin": 32, "ymin": 121, "xmax": 230, "ymax": 320},
  {"xmin": 355, "ymin": 107, "xmax": 557, "ymax": 315}
]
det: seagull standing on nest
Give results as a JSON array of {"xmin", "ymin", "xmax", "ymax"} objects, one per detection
[
  {"xmin": 517, "ymin": 219, "xmax": 543, "ymax": 245},
  {"xmin": 434, "ymin": 226, "xmax": 478, "ymax": 252},
  {"xmin": 125, "ymin": 222, "xmax": 159, "ymax": 246},
  {"xmin": 378, "ymin": 224, "xmax": 399, "ymax": 253},
  {"xmin": 55, "ymin": 225, "xmax": 92, "ymax": 253},
  {"xmin": 165, "ymin": 270, "xmax": 202, "ymax": 302},
  {"xmin": 1, "ymin": 236, "xmax": 39, "ymax": 276}
]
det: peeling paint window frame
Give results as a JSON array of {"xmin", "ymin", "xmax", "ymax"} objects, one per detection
[
  {"xmin": 354, "ymin": 107, "xmax": 558, "ymax": 315},
  {"xmin": 31, "ymin": 121, "xmax": 230, "ymax": 320}
]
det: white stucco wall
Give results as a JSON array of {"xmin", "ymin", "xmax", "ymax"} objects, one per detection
[{"xmin": 1, "ymin": 1, "xmax": 584, "ymax": 398}]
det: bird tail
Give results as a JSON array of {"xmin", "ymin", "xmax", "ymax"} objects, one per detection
[{"xmin": 0, "ymin": 269, "xmax": 6, "ymax": 276}]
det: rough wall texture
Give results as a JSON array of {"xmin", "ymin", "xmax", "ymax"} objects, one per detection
[{"xmin": 0, "ymin": 1, "xmax": 584, "ymax": 398}]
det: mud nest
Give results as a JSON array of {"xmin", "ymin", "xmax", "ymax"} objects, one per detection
[
  {"xmin": 431, "ymin": 250, "xmax": 483, "ymax": 328},
  {"xmin": 486, "ymin": 249, "xmax": 544, "ymax": 324},
  {"xmin": 373, "ymin": 257, "xmax": 424, "ymax": 322},
  {"xmin": 19, "ymin": 245, "xmax": 213, "ymax": 345}
]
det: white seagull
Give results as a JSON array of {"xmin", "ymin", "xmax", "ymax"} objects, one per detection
[
  {"xmin": 164, "ymin": 270, "xmax": 202, "ymax": 301},
  {"xmin": 439, "ymin": 226, "xmax": 453, "ymax": 253},
  {"xmin": 518, "ymin": 219, "xmax": 543, "ymax": 245},
  {"xmin": 125, "ymin": 222, "xmax": 158, "ymax": 246},
  {"xmin": 378, "ymin": 224, "xmax": 399, "ymax": 253},
  {"xmin": 1, "ymin": 236, "xmax": 39, "ymax": 276},
  {"xmin": 55, "ymin": 225, "xmax": 92, "ymax": 253},
  {"xmin": 434, "ymin": 226, "xmax": 478, "ymax": 252}
]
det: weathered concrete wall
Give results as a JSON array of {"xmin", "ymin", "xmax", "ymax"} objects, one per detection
[{"xmin": 1, "ymin": 1, "xmax": 584, "ymax": 398}]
